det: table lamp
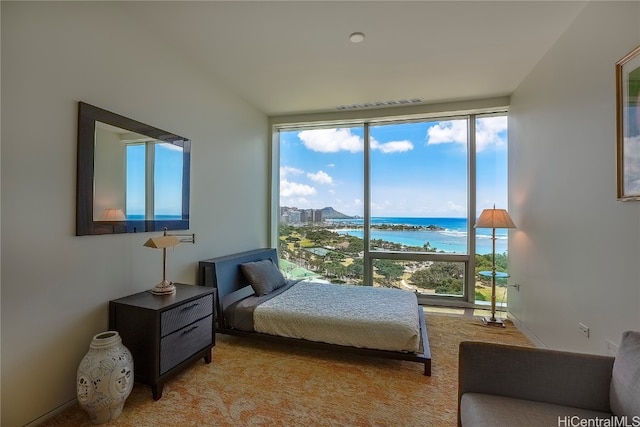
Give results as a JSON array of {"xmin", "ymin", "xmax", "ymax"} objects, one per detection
[
  {"xmin": 100, "ymin": 208, "xmax": 126, "ymax": 221},
  {"xmin": 143, "ymin": 228, "xmax": 195, "ymax": 295},
  {"xmin": 99, "ymin": 208, "xmax": 126, "ymax": 233}
]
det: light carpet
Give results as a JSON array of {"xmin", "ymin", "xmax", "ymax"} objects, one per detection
[{"xmin": 40, "ymin": 314, "xmax": 532, "ymax": 426}]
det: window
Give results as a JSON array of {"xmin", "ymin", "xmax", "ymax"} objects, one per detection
[
  {"xmin": 126, "ymin": 142, "xmax": 184, "ymax": 220},
  {"xmin": 278, "ymin": 126, "xmax": 365, "ymax": 284},
  {"xmin": 126, "ymin": 143, "xmax": 146, "ymax": 219},
  {"xmin": 274, "ymin": 111, "xmax": 508, "ymax": 306},
  {"xmin": 474, "ymin": 115, "xmax": 510, "ymax": 306}
]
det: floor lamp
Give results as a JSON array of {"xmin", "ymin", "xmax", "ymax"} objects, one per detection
[{"xmin": 475, "ymin": 205, "xmax": 516, "ymax": 327}]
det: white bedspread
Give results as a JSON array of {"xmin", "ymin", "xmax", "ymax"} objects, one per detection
[{"xmin": 253, "ymin": 280, "xmax": 421, "ymax": 353}]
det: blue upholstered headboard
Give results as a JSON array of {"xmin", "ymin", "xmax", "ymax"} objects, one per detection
[{"xmin": 197, "ymin": 248, "xmax": 278, "ymax": 325}]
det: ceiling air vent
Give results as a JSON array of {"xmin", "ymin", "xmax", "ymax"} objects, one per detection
[{"xmin": 336, "ymin": 98, "xmax": 424, "ymax": 111}]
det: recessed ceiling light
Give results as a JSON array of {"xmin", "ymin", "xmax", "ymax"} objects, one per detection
[{"xmin": 349, "ymin": 32, "xmax": 365, "ymax": 43}]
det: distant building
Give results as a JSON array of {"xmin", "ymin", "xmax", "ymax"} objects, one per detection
[
  {"xmin": 312, "ymin": 209, "xmax": 323, "ymax": 222},
  {"xmin": 289, "ymin": 210, "xmax": 301, "ymax": 223},
  {"xmin": 279, "ymin": 206, "xmax": 324, "ymax": 224}
]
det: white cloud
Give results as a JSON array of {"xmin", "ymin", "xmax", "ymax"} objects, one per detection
[
  {"xmin": 159, "ymin": 143, "xmax": 184, "ymax": 152},
  {"xmin": 298, "ymin": 128, "xmax": 363, "ymax": 153},
  {"xmin": 426, "ymin": 116, "xmax": 507, "ymax": 152},
  {"xmin": 371, "ymin": 139, "xmax": 414, "ymax": 153},
  {"xmin": 476, "ymin": 116, "xmax": 508, "ymax": 152},
  {"xmin": 280, "ymin": 166, "xmax": 304, "ymax": 179},
  {"xmin": 280, "ymin": 179, "xmax": 316, "ymax": 197},
  {"xmin": 285, "ymin": 197, "xmax": 312, "ymax": 209},
  {"xmin": 371, "ymin": 200, "xmax": 394, "ymax": 212},
  {"xmin": 426, "ymin": 120, "xmax": 467, "ymax": 145},
  {"xmin": 446, "ymin": 200, "xmax": 466, "ymax": 216},
  {"xmin": 307, "ymin": 170, "xmax": 333, "ymax": 185},
  {"xmin": 297, "ymin": 129, "xmax": 413, "ymax": 154}
]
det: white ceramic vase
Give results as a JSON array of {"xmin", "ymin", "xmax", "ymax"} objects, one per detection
[{"xmin": 76, "ymin": 331, "xmax": 134, "ymax": 424}]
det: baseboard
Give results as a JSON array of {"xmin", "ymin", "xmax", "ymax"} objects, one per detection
[
  {"xmin": 24, "ymin": 398, "xmax": 78, "ymax": 427},
  {"xmin": 507, "ymin": 311, "xmax": 547, "ymax": 349}
]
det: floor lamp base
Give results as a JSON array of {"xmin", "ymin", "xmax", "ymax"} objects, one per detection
[{"xmin": 482, "ymin": 316, "xmax": 506, "ymax": 328}]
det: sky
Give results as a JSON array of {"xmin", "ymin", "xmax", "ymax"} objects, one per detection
[{"xmin": 280, "ymin": 115, "xmax": 508, "ymax": 218}]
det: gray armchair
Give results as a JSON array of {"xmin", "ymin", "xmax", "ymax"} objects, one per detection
[{"xmin": 458, "ymin": 331, "xmax": 640, "ymax": 427}]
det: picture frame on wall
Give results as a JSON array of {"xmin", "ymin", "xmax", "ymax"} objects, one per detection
[{"xmin": 616, "ymin": 45, "xmax": 640, "ymax": 200}]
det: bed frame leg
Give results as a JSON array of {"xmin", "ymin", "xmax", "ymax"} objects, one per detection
[{"xmin": 424, "ymin": 361, "xmax": 431, "ymax": 376}]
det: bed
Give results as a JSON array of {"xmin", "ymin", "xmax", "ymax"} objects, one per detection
[{"xmin": 197, "ymin": 248, "xmax": 431, "ymax": 375}]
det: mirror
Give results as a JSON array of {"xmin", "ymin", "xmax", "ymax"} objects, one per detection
[{"xmin": 77, "ymin": 102, "xmax": 190, "ymax": 235}]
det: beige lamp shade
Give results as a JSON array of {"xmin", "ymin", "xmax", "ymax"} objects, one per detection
[
  {"xmin": 100, "ymin": 208, "xmax": 126, "ymax": 221},
  {"xmin": 143, "ymin": 236, "xmax": 181, "ymax": 249},
  {"xmin": 476, "ymin": 207, "xmax": 516, "ymax": 229}
]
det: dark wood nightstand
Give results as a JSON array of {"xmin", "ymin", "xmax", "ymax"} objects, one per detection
[{"xmin": 109, "ymin": 284, "xmax": 215, "ymax": 400}]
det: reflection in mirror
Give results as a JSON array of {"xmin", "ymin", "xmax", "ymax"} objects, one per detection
[
  {"xmin": 77, "ymin": 102, "xmax": 190, "ymax": 236},
  {"xmin": 93, "ymin": 122, "xmax": 184, "ymax": 222}
]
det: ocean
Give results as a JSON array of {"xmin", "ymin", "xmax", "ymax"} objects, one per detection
[
  {"xmin": 126, "ymin": 214, "xmax": 182, "ymax": 220},
  {"xmin": 327, "ymin": 217, "xmax": 508, "ymax": 255}
]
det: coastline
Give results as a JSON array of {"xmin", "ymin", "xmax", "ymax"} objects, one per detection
[{"xmin": 322, "ymin": 217, "xmax": 509, "ymax": 255}]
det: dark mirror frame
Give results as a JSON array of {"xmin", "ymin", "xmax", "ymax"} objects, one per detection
[{"xmin": 76, "ymin": 102, "xmax": 191, "ymax": 236}]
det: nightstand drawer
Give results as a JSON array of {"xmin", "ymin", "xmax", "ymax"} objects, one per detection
[
  {"xmin": 160, "ymin": 314, "xmax": 213, "ymax": 375},
  {"xmin": 161, "ymin": 294, "xmax": 213, "ymax": 336}
]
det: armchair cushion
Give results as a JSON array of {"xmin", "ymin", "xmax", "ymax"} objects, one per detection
[
  {"xmin": 460, "ymin": 393, "xmax": 612, "ymax": 427},
  {"xmin": 610, "ymin": 331, "xmax": 640, "ymax": 416}
]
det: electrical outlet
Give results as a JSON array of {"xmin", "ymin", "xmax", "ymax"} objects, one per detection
[
  {"xmin": 606, "ymin": 339, "xmax": 619, "ymax": 356},
  {"xmin": 578, "ymin": 322, "xmax": 590, "ymax": 338}
]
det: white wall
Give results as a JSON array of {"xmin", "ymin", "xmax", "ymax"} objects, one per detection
[
  {"xmin": 1, "ymin": 2, "xmax": 268, "ymax": 426},
  {"xmin": 509, "ymin": 1, "xmax": 640, "ymax": 353}
]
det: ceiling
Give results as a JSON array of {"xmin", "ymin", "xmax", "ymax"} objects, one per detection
[{"xmin": 121, "ymin": 1, "xmax": 588, "ymax": 116}]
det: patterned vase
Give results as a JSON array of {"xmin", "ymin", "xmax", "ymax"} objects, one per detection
[{"xmin": 76, "ymin": 331, "xmax": 134, "ymax": 424}]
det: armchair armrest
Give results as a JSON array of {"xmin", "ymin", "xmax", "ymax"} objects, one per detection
[{"xmin": 458, "ymin": 341, "xmax": 614, "ymax": 412}]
